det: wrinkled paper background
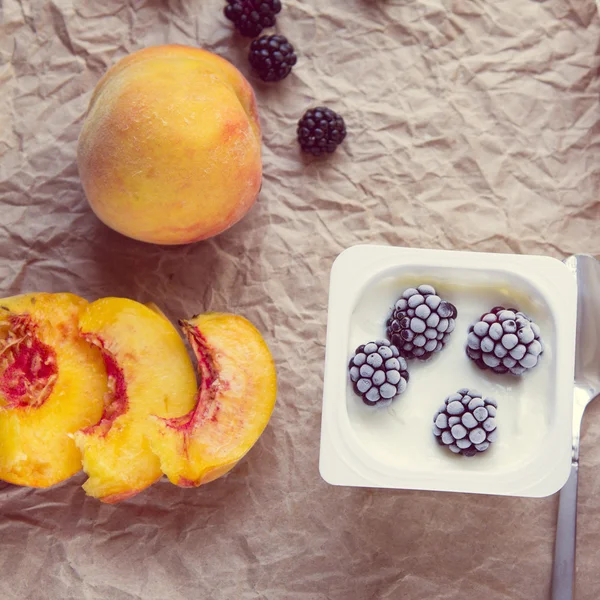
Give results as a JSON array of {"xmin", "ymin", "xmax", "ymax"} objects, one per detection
[{"xmin": 1, "ymin": 1, "xmax": 600, "ymax": 598}]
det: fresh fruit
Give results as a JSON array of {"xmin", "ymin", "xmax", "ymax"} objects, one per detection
[
  {"xmin": 224, "ymin": 0, "xmax": 282, "ymax": 37},
  {"xmin": 433, "ymin": 389, "xmax": 498, "ymax": 456},
  {"xmin": 147, "ymin": 313, "xmax": 277, "ymax": 487},
  {"xmin": 297, "ymin": 107, "xmax": 347, "ymax": 156},
  {"xmin": 386, "ymin": 285, "xmax": 457, "ymax": 360},
  {"xmin": 466, "ymin": 307, "xmax": 543, "ymax": 375},
  {"xmin": 0, "ymin": 293, "xmax": 106, "ymax": 487},
  {"xmin": 77, "ymin": 45, "xmax": 262, "ymax": 245},
  {"xmin": 73, "ymin": 298, "xmax": 197, "ymax": 503},
  {"xmin": 348, "ymin": 340, "xmax": 409, "ymax": 407},
  {"xmin": 249, "ymin": 35, "xmax": 297, "ymax": 82}
]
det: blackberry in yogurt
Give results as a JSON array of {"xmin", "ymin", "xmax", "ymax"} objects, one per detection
[
  {"xmin": 386, "ymin": 284, "xmax": 457, "ymax": 360},
  {"xmin": 466, "ymin": 307, "xmax": 543, "ymax": 375},
  {"xmin": 348, "ymin": 340, "xmax": 409, "ymax": 407},
  {"xmin": 433, "ymin": 388, "xmax": 498, "ymax": 456}
]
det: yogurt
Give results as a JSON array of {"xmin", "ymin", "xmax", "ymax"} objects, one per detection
[
  {"xmin": 320, "ymin": 245, "xmax": 577, "ymax": 497},
  {"xmin": 347, "ymin": 273, "xmax": 553, "ymax": 476}
]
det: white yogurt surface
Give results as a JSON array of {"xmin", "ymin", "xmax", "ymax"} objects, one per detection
[{"xmin": 346, "ymin": 271, "xmax": 555, "ymax": 476}]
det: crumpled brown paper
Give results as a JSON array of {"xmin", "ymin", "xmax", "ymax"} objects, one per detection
[{"xmin": 1, "ymin": 0, "xmax": 599, "ymax": 598}]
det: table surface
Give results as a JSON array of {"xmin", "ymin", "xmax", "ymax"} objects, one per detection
[{"xmin": 1, "ymin": 1, "xmax": 599, "ymax": 599}]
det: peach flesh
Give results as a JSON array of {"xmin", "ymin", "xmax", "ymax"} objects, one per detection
[
  {"xmin": 73, "ymin": 296, "xmax": 198, "ymax": 502},
  {"xmin": 79, "ymin": 334, "xmax": 127, "ymax": 437},
  {"xmin": 159, "ymin": 323, "xmax": 219, "ymax": 442},
  {"xmin": 0, "ymin": 315, "xmax": 58, "ymax": 409},
  {"xmin": 148, "ymin": 312, "xmax": 277, "ymax": 488},
  {"xmin": 0, "ymin": 293, "xmax": 107, "ymax": 489}
]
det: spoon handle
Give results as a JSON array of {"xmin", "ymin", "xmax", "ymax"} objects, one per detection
[{"xmin": 551, "ymin": 462, "xmax": 579, "ymax": 600}]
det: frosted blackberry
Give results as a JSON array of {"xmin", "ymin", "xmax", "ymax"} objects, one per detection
[
  {"xmin": 297, "ymin": 107, "xmax": 346, "ymax": 156},
  {"xmin": 249, "ymin": 35, "xmax": 297, "ymax": 82},
  {"xmin": 466, "ymin": 306, "xmax": 544, "ymax": 375},
  {"xmin": 433, "ymin": 388, "xmax": 498, "ymax": 456},
  {"xmin": 348, "ymin": 340, "xmax": 409, "ymax": 407},
  {"xmin": 224, "ymin": 0, "xmax": 282, "ymax": 38},
  {"xmin": 386, "ymin": 284, "xmax": 457, "ymax": 360}
]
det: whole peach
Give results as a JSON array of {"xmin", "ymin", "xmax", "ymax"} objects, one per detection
[{"xmin": 77, "ymin": 45, "xmax": 262, "ymax": 245}]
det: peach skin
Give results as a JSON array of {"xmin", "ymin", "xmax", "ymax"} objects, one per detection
[
  {"xmin": 77, "ymin": 44, "xmax": 262, "ymax": 245},
  {"xmin": 73, "ymin": 298, "xmax": 197, "ymax": 503},
  {"xmin": 147, "ymin": 312, "xmax": 277, "ymax": 487},
  {"xmin": 0, "ymin": 293, "xmax": 106, "ymax": 487}
]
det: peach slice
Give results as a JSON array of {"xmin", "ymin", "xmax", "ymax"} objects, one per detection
[
  {"xmin": 0, "ymin": 293, "xmax": 106, "ymax": 487},
  {"xmin": 148, "ymin": 313, "xmax": 277, "ymax": 487},
  {"xmin": 73, "ymin": 298, "xmax": 196, "ymax": 503}
]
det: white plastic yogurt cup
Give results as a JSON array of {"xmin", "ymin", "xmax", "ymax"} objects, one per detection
[{"xmin": 319, "ymin": 245, "xmax": 577, "ymax": 497}]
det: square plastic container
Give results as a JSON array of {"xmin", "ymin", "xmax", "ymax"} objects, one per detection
[{"xmin": 319, "ymin": 245, "xmax": 577, "ymax": 497}]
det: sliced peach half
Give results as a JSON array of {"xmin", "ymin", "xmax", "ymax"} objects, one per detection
[
  {"xmin": 0, "ymin": 293, "xmax": 106, "ymax": 487},
  {"xmin": 148, "ymin": 312, "xmax": 277, "ymax": 487},
  {"xmin": 73, "ymin": 298, "xmax": 196, "ymax": 503}
]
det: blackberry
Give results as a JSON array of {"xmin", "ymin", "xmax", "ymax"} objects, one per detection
[
  {"xmin": 297, "ymin": 107, "xmax": 346, "ymax": 156},
  {"xmin": 249, "ymin": 35, "xmax": 297, "ymax": 82},
  {"xmin": 386, "ymin": 284, "xmax": 457, "ymax": 360},
  {"xmin": 466, "ymin": 307, "xmax": 543, "ymax": 376},
  {"xmin": 433, "ymin": 388, "xmax": 498, "ymax": 456},
  {"xmin": 348, "ymin": 340, "xmax": 409, "ymax": 407},
  {"xmin": 224, "ymin": 0, "xmax": 282, "ymax": 38}
]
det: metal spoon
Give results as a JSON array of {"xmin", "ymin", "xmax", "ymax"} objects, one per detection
[{"xmin": 551, "ymin": 254, "xmax": 600, "ymax": 600}]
